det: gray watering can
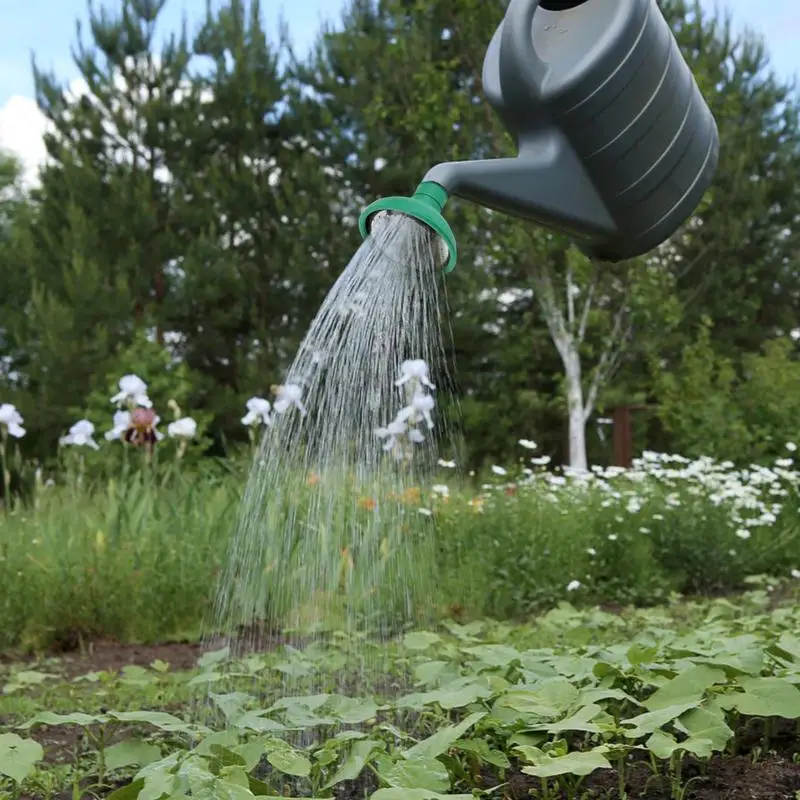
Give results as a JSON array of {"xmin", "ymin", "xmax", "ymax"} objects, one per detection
[{"xmin": 359, "ymin": 0, "xmax": 719, "ymax": 271}]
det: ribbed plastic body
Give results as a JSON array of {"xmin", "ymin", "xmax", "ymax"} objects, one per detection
[{"xmin": 475, "ymin": 0, "xmax": 719, "ymax": 260}]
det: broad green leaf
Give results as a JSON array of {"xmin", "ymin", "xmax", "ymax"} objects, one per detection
[
  {"xmin": 452, "ymin": 738, "xmax": 510, "ymax": 769},
  {"xmin": 324, "ymin": 739, "xmax": 383, "ymax": 788},
  {"xmin": 645, "ymin": 730, "xmax": 715, "ymax": 760},
  {"xmin": 0, "ymin": 733, "xmax": 44, "ymax": 783},
  {"xmin": 120, "ymin": 665, "xmax": 155, "ymax": 686},
  {"xmin": 211, "ymin": 691, "xmax": 254, "ymax": 721},
  {"xmin": 404, "ymin": 712, "xmax": 486, "ymax": 761},
  {"xmin": 380, "ymin": 756, "xmax": 450, "ymax": 791},
  {"xmin": 534, "ymin": 704, "xmax": 606, "ymax": 734},
  {"xmin": 268, "ymin": 694, "xmax": 330, "ymax": 712},
  {"xmin": 500, "ymin": 678, "xmax": 579, "ymax": 718},
  {"xmin": 622, "ymin": 703, "xmax": 697, "ymax": 738},
  {"xmin": 520, "ymin": 747, "xmax": 612, "ymax": 778},
  {"xmin": 722, "ymin": 677, "xmax": 800, "ymax": 718},
  {"xmin": 108, "ymin": 710, "xmax": 198, "ymax": 733},
  {"xmin": 403, "ymin": 631, "xmax": 441, "ymax": 650},
  {"xmin": 140, "ymin": 769, "xmax": 178, "ymax": 800},
  {"xmin": 18, "ymin": 711, "xmax": 103, "ymax": 729},
  {"xmin": 106, "ymin": 779, "xmax": 145, "ymax": 800},
  {"xmin": 396, "ymin": 681, "xmax": 491, "ymax": 711},
  {"xmin": 580, "ymin": 688, "xmax": 642, "ymax": 707},
  {"xmin": 643, "ymin": 665, "xmax": 725, "ymax": 711},
  {"xmin": 413, "ymin": 660, "xmax": 449, "ymax": 685},
  {"xmin": 197, "ymin": 647, "xmax": 229, "ymax": 669},
  {"xmin": 234, "ymin": 711, "xmax": 286, "ymax": 732},
  {"xmin": 193, "ymin": 730, "xmax": 241, "ymax": 757},
  {"xmin": 329, "ymin": 695, "xmax": 378, "ymax": 724},
  {"xmin": 463, "ymin": 644, "xmax": 520, "ymax": 668},
  {"xmin": 266, "ymin": 744, "xmax": 312, "ymax": 777},
  {"xmin": 773, "ymin": 633, "xmax": 800, "ymax": 663},
  {"xmin": 627, "ymin": 643, "xmax": 659, "ymax": 665},
  {"xmin": 233, "ymin": 739, "xmax": 267, "ymax": 772},
  {"xmin": 104, "ymin": 740, "xmax": 162, "ymax": 772},
  {"xmin": 675, "ymin": 707, "xmax": 734, "ymax": 751},
  {"xmin": 3, "ymin": 670, "xmax": 58, "ymax": 694}
]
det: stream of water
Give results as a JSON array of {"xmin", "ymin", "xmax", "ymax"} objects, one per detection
[{"xmin": 201, "ymin": 213, "xmax": 456, "ymax": 699}]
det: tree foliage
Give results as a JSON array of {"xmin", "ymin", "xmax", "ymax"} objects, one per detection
[{"xmin": 2, "ymin": 0, "xmax": 799, "ymax": 468}]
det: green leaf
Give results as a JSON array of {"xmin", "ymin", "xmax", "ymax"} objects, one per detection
[
  {"xmin": 413, "ymin": 660, "xmax": 450, "ymax": 685},
  {"xmin": 499, "ymin": 678, "xmax": 580, "ymax": 719},
  {"xmin": 234, "ymin": 711, "xmax": 286, "ymax": 732},
  {"xmin": 380, "ymin": 757, "xmax": 451, "ymax": 792},
  {"xmin": 463, "ymin": 644, "xmax": 520, "ymax": 667},
  {"xmin": 211, "ymin": 691, "xmax": 254, "ymax": 721},
  {"xmin": 535, "ymin": 704, "xmax": 606, "ymax": 734},
  {"xmin": 106, "ymin": 779, "xmax": 145, "ymax": 800},
  {"xmin": 404, "ymin": 712, "xmax": 486, "ymax": 761},
  {"xmin": 266, "ymin": 744, "xmax": 312, "ymax": 777},
  {"xmin": 193, "ymin": 729, "xmax": 241, "ymax": 758},
  {"xmin": 329, "ymin": 695, "xmax": 378, "ymax": 724},
  {"xmin": 520, "ymin": 747, "xmax": 612, "ymax": 778},
  {"xmin": 3, "ymin": 670, "xmax": 58, "ymax": 694},
  {"xmin": 104, "ymin": 740, "xmax": 162, "ymax": 772},
  {"xmin": 268, "ymin": 694, "xmax": 330, "ymax": 712},
  {"xmin": 18, "ymin": 711, "xmax": 103, "ymax": 729},
  {"xmin": 643, "ymin": 665, "xmax": 725, "ymax": 711},
  {"xmin": 452, "ymin": 738, "xmax": 511, "ymax": 769},
  {"xmin": 622, "ymin": 703, "xmax": 697, "ymax": 738},
  {"xmin": 0, "ymin": 733, "xmax": 44, "ymax": 783},
  {"xmin": 403, "ymin": 631, "xmax": 441, "ymax": 650},
  {"xmin": 627, "ymin": 643, "xmax": 659, "ymax": 666},
  {"xmin": 721, "ymin": 677, "xmax": 800, "ymax": 718},
  {"xmin": 324, "ymin": 739, "xmax": 382, "ymax": 788},
  {"xmin": 645, "ymin": 729, "xmax": 715, "ymax": 760},
  {"xmin": 675, "ymin": 707, "xmax": 734, "ymax": 752},
  {"xmin": 107, "ymin": 710, "xmax": 195, "ymax": 732},
  {"xmin": 197, "ymin": 647, "xmax": 229, "ymax": 669}
]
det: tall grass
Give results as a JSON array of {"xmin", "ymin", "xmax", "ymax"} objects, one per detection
[
  {"xmin": 2, "ymin": 453, "xmax": 799, "ymax": 652},
  {"xmin": 0, "ymin": 464, "xmax": 240, "ymax": 651}
]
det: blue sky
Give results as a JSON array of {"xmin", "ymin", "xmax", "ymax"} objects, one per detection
[{"xmin": 1, "ymin": 0, "xmax": 798, "ymax": 183}]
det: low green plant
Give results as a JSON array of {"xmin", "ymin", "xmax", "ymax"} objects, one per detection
[{"xmin": 4, "ymin": 592, "xmax": 800, "ymax": 799}]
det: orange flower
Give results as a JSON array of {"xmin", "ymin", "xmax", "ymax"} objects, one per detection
[
  {"xmin": 307, "ymin": 472, "xmax": 320, "ymax": 487},
  {"xmin": 359, "ymin": 496, "xmax": 377, "ymax": 511},
  {"xmin": 401, "ymin": 487, "xmax": 421, "ymax": 505}
]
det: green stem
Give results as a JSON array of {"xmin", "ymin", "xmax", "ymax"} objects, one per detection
[{"xmin": 0, "ymin": 428, "xmax": 10, "ymax": 514}]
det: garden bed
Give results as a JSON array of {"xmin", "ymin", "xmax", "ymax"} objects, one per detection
[{"xmin": 2, "ymin": 592, "xmax": 800, "ymax": 799}]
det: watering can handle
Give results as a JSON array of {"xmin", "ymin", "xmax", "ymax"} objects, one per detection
[{"xmin": 499, "ymin": 0, "xmax": 548, "ymax": 92}]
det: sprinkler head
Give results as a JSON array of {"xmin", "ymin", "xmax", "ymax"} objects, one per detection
[{"xmin": 358, "ymin": 181, "xmax": 458, "ymax": 273}]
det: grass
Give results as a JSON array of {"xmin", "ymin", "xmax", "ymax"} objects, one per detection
[
  {"xmin": 2, "ymin": 591, "xmax": 800, "ymax": 799},
  {"xmin": 2, "ymin": 452, "xmax": 800, "ymax": 651},
  {"xmin": 0, "ymin": 465, "xmax": 240, "ymax": 652}
]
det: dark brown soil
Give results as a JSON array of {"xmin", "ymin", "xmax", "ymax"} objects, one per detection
[
  {"xmin": 0, "ymin": 622, "xmax": 300, "ymax": 680},
  {"xmin": 493, "ymin": 756, "xmax": 800, "ymax": 799},
  {"xmin": 1, "ymin": 639, "xmax": 202, "ymax": 679}
]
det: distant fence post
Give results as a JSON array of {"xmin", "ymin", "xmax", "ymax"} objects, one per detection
[{"xmin": 611, "ymin": 404, "xmax": 653, "ymax": 467}]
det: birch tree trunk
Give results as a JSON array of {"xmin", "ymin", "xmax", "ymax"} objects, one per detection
[
  {"xmin": 531, "ymin": 257, "xmax": 631, "ymax": 473},
  {"xmin": 563, "ymin": 350, "xmax": 588, "ymax": 471}
]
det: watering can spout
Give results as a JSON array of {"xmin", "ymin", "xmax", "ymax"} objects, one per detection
[
  {"xmin": 422, "ymin": 131, "xmax": 617, "ymax": 243},
  {"xmin": 358, "ymin": 0, "xmax": 719, "ymax": 271}
]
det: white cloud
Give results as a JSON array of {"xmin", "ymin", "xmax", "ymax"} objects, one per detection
[{"xmin": 0, "ymin": 95, "xmax": 48, "ymax": 186}]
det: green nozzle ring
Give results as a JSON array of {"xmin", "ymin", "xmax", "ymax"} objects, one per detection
[{"xmin": 358, "ymin": 181, "xmax": 458, "ymax": 273}]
